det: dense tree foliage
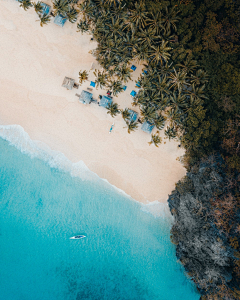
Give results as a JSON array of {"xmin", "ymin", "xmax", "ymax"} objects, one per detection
[
  {"xmin": 77, "ymin": 0, "xmax": 240, "ymax": 298},
  {"xmin": 78, "ymin": 0, "xmax": 211, "ymax": 146},
  {"xmin": 18, "ymin": 0, "xmax": 240, "ymax": 298}
]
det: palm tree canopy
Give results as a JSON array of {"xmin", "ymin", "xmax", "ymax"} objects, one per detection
[
  {"xmin": 19, "ymin": 0, "xmax": 32, "ymax": 11},
  {"xmin": 66, "ymin": 8, "xmax": 79, "ymax": 23},
  {"xmin": 121, "ymin": 108, "xmax": 130, "ymax": 120},
  {"xmin": 149, "ymin": 132, "xmax": 162, "ymax": 147},
  {"xmin": 39, "ymin": 13, "xmax": 51, "ymax": 27},
  {"xmin": 169, "ymin": 68, "xmax": 189, "ymax": 91},
  {"xmin": 93, "ymin": 69, "xmax": 108, "ymax": 89},
  {"xmin": 165, "ymin": 126, "xmax": 177, "ymax": 140},
  {"xmin": 34, "ymin": 2, "xmax": 43, "ymax": 14},
  {"xmin": 53, "ymin": 0, "xmax": 69, "ymax": 16},
  {"xmin": 149, "ymin": 40, "xmax": 172, "ymax": 64},
  {"xmin": 129, "ymin": 1, "xmax": 148, "ymax": 29},
  {"xmin": 106, "ymin": 102, "xmax": 120, "ymax": 117},
  {"xmin": 126, "ymin": 120, "xmax": 138, "ymax": 134},
  {"xmin": 162, "ymin": 6, "xmax": 180, "ymax": 33}
]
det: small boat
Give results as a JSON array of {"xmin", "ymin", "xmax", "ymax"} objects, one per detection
[{"xmin": 70, "ymin": 235, "xmax": 86, "ymax": 239}]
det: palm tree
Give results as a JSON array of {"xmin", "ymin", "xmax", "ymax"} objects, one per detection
[
  {"xmin": 34, "ymin": 2, "xmax": 43, "ymax": 14},
  {"xmin": 66, "ymin": 8, "xmax": 79, "ymax": 23},
  {"xmin": 136, "ymin": 43, "xmax": 150, "ymax": 62},
  {"xmin": 77, "ymin": 20, "xmax": 90, "ymax": 33},
  {"xmin": 39, "ymin": 13, "xmax": 51, "ymax": 27},
  {"xmin": 106, "ymin": 102, "xmax": 120, "ymax": 117},
  {"xmin": 52, "ymin": 0, "xmax": 69, "ymax": 16},
  {"xmin": 165, "ymin": 126, "xmax": 177, "ymax": 140},
  {"xmin": 78, "ymin": 70, "xmax": 88, "ymax": 85},
  {"xmin": 177, "ymin": 57, "xmax": 198, "ymax": 74},
  {"xmin": 154, "ymin": 115, "xmax": 166, "ymax": 130},
  {"xmin": 146, "ymin": 11, "xmax": 164, "ymax": 35},
  {"xmin": 155, "ymin": 75, "xmax": 170, "ymax": 96},
  {"xmin": 137, "ymin": 27, "xmax": 156, "ymax": 46},
  {"xmin": 149, "ymin": 132, "xmax": 162, "ymax": 147},
  {"xmin": 169, "ymin": 68, "xmax": 188, "ymax": 91},
  {"xmin": 121, "ymin": 108, "xmax": 130, "ymax": 121},
  {"xmin": 108, "ymin": 80, "xmax": 124, "ymax": 96},
  {"xmin": 126, "ymin": 120, "xmax": 138, "ymax": 134},
  {"xmin": 102, "ymin": 0, "xmax": 123, "ymax": 6},
  {"xmin": 190, "ymin": 69, "xmax": 209, "ymax": 86},
  {"xmin": 158, "ymin": 61, "xmax": 172, "ymax": 77},
  {"xmin": 19, "ymin": 0, "xmax": 32, "ymax": 11},
  {"xmin": 186, "ymin": 84, "xmax": 208, "ymax": 104},
  {"xmin": 162, "ymin": 6, "xmax": 180, "ymax": 33},
  {"xmin": 129, "ymin": 1, "xmax": 148, "ymax": 29},
  {"xmin": 122, "ymin": 15, "xmax": 136, "ymax": 35},
  {"xmin": 93, "ymin": 69, "xmax": 108, "ymax": 89},
  {"xmin": 149, "ymin": 40, "xmax": 172, "ymax": 64},
  {"xmin": 140, "ymin": 105, "xmax": 157, "ymax": 123},
  {"xmin": 168, "ymin": 92, "xmax": 187, "ymax": 114},
  {"xmin": 78, "ymin": 0, "xmax": 95, "ymax": 21},
  {"xmin": 136, "ymin": 91, "xmax": 150, "ymax": 107},
  {"xmin": 115, "ymin": 64, "xmax": 132, "ymax": 83},
  {"xmin": 108, "ymin": 17, "xmax": 123, "ymax": 38}
]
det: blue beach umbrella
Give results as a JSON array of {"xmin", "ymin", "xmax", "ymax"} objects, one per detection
[
  {"xmin": 131, "ymin": 65, "xmax": 137, "ymax": 71},
  {"xmin": 90, "ymin": 81, "xmax": 96, "ymax": 88},
  {"xmin": 130, "ymin": 90, "xmax": 137, "ymax": 97}
]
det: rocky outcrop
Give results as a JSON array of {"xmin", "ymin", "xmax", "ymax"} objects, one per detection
[{"xmin": 168, "ymin": 155, "xmax": 240, "ymax": 299}]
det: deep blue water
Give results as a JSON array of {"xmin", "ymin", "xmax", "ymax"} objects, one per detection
[{"xmin": 0, "ymin": 127, "xmax": 200, "ymax": 300}]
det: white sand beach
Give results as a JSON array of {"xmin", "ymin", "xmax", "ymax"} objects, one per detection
[{"xmin": 0, "ymin": 1, "xmax": 186, "ymax": 203}]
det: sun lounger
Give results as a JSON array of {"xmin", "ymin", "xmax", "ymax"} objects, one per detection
[
  {"xmin": 90, "ymin": 81, "xmax": 96, "ymax": 88},
  {"xmin": 79, "ymin": 90, "xmax": 93, "ymax": 104},
  {"xmin": 40, "ymin": 3, "xmax": 50, "ymax": 16},
  {"xmin": 136, "ymin": 82, "xmax": 141, "ymax": 88},
  {"xmin": 99, "ymin": 95, "xmax": 112, "ymax": 108},
  {"xmin": 130, "ymin": 90, "xmax": 137, "ymax": 97},
  {"xmin": 54, "ymin": 14, "xmax": 67, "ymax": 27},
  {"xmin": 131, "ymin": 65, "xmax": 137, "ymax": 71},
  {"xmin": 141, "ymin": 121, "xmax": 154, "ymax": 133},
  {"xmin": 129, "ymin": 110, "xmax": 138, "ymax": 122},
  {"xmin": 123, "ymin": 86, "xmax": 127, "ymax": 91}
]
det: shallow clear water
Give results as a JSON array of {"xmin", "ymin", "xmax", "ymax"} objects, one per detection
[{"xmin": 0, "ymin": 127, "xmax": 199, "ymax": 300}]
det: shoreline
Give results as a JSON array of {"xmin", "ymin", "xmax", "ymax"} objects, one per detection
[
  {"xmin": 0, "ymin": 2, "xmax": 186, "ymax": 204},
  {"xmin": 0, "ymin": 122, "xmax": 174, "ymax": 223}
]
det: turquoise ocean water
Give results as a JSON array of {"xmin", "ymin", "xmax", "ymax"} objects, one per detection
[{"xmin": 0, "ymin": 125, "xmax": 200, "ymax": 300}]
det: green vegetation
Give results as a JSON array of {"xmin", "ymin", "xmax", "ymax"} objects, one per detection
[
  {"xmin": 51, "ymin": 0, "xmax": 80, "ymax": 23},
  {"xmin": 19, "ymin": 0, "xmax": 33, "ymax": 11},
  {"xmin": 34, "ymin": 2, "xmax": 43, "ymax": 14},
  {"xmin": 38, "ymin": 13, "xmax": 51, "ymax": 27},
  {"xmin": 106, "ymin": 102, "xmax": 120, "ymax": 117},
  {"xmin": 121, "ymin": 108, "xmax": 131, "ymax": 121},
  {"xmin": 17, "ymin": 0, "xmax": 240, "ymax": 298},
  {"xmin": 77, "ymin": 0, "xmax": 210, "ymax": 143},
  {"xmin": 77, "ymin": 0, "xmax": 240, "ymax": 298},
  {"xmin": 148, "ymin": 132, "xmax": 162, "ymax": 147},
  {"xmin": 125, "ymin": 119, "xmax": 138, "ymax": 134},
  {"xmin": 78, "ymin": 70, "xmax": 89, "ymax": 85}
]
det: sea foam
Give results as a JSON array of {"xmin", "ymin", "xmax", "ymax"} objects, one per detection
[
  {"xmin": 0, "ymin": 124, "xmax": 98, "ymax": 182},
  {"xmin": 0, "ymin": 124, "xmax": 172, "ymax": 218}
]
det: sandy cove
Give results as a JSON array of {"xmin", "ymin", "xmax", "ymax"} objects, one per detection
[{"xmin": 0, "ymin": 1, "xmax": 186, "ymax": 203}]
